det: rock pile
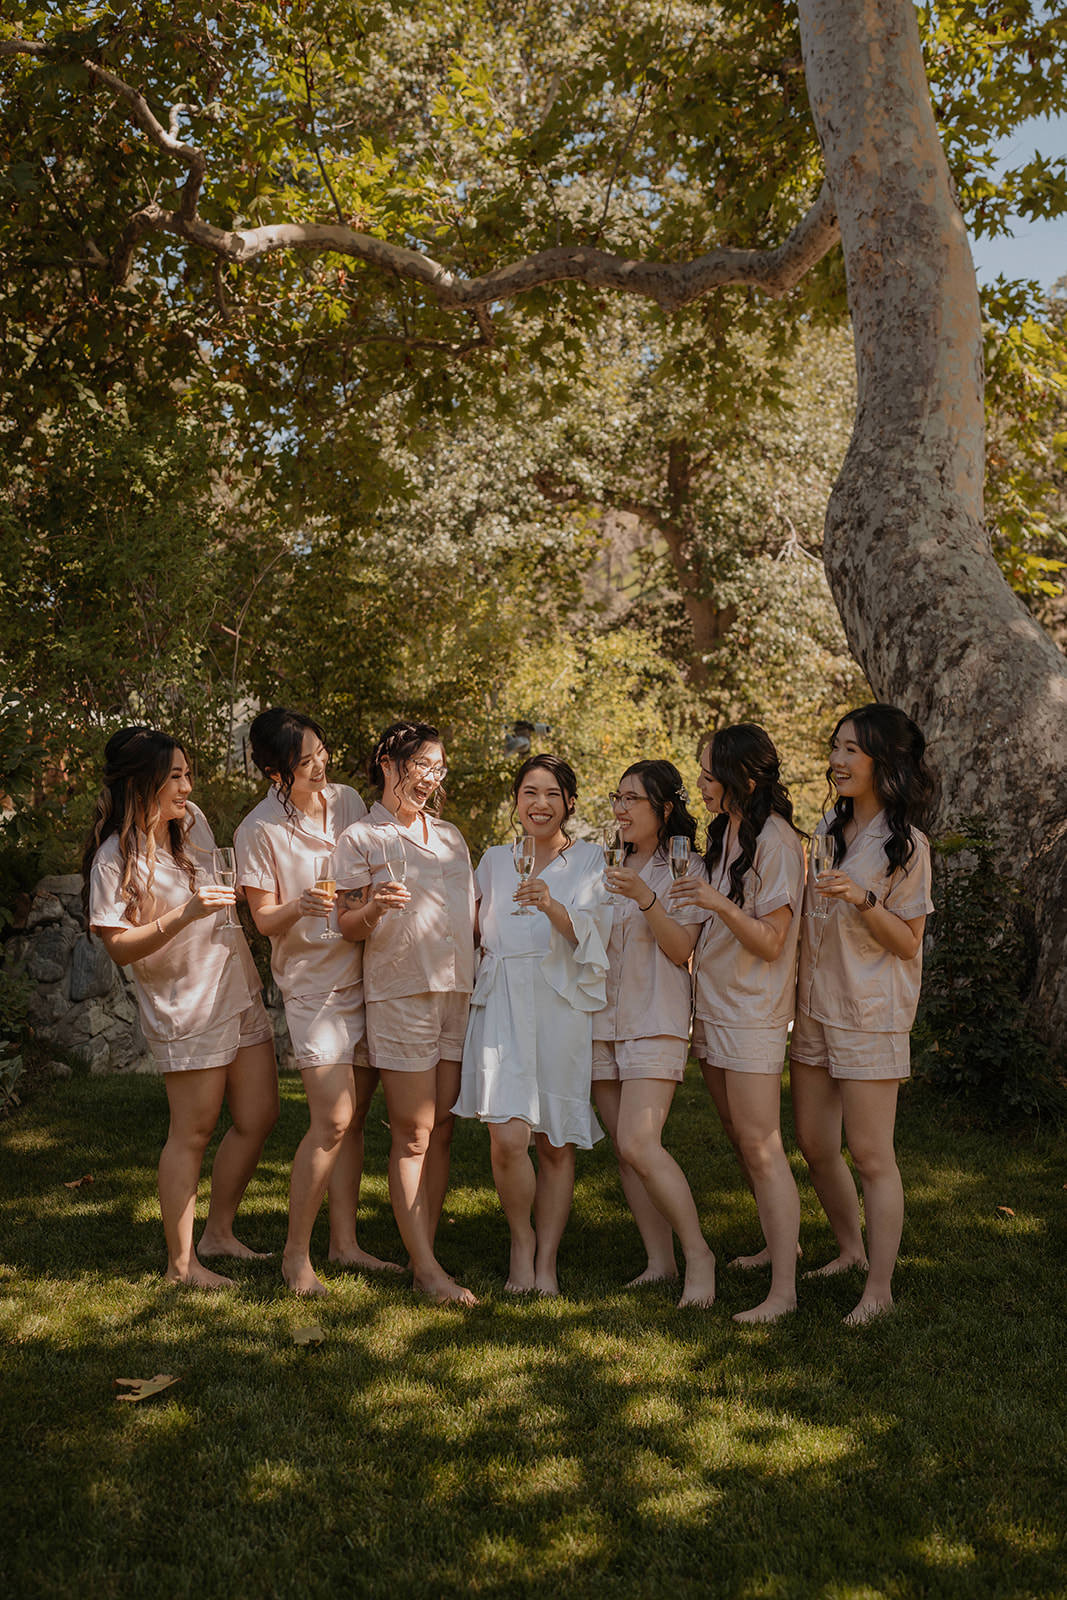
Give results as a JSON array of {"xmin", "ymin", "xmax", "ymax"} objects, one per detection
[{"xmin": 9, "ymin": 876, "xmax": 292, "ymax": 1074}]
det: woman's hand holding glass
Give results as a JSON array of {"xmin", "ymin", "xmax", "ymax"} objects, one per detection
[
  {"xmin": 378, "ymin": 834, "xmax": 411, "ymax": 916},
  {"xmin": 309, "ymin": 855, "xmax": 342, "ymax": 941}
]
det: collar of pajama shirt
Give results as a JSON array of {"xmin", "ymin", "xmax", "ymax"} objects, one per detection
[
  {"xmin": 692, "ymin": 811, "xmax": 807, "ymax": 1029},
  {"xmin": 88, "ymin": 801, "xmax": 260, "ymax": 1042},
  {"xmin": 592, "ymin": 848, "xmax": 709, "ymax": 1043},
  {"xmin": 332, "ymin": 801, "xmax": 476, "ymax": 1001},
  {"xmin": 234, "ymin": 783, "xmax": 367, "ymax": 1001},
  {"xmin": 797, "ymin": 810, "xmax": 934, "ymax": 1033}
]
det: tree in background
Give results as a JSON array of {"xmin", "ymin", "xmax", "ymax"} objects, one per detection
[{"xmin": 2, "ymin": 1, "xmax": 1066, "ymax": 1050}]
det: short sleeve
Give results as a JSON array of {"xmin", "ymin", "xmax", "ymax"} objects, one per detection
[
  {"xmin": 751, "ymin": 826, "xmax": 805, "ymax": 918},
  {"xmin": 883, "ymin": 833, "xmax": 934, "ymax": 919},
  {"xmin": 333, "ymin": 825, "xmax": 373, "ymax": 891},
  {"xmin": 234, "ymin": 819, "xmax": 280, "ymax": 891},
  {"xmin": 88, "ymin": 850, "xmax": 130, "ymax": 931}
]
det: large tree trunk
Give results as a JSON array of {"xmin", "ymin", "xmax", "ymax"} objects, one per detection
[{"xmin": 797, "ymin": 0, "xmax": 1067, "ymax": 1057}]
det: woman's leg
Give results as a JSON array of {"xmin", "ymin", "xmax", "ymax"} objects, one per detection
[
  {"xmin": 700, "ymin": 1057, "xmax": 769, "ymax": 1268},
  {"xmin": 159, "ymin": 1066, "xmax": 233, "ymax": 1289},
  {"xmin": 790, "ymin": 1058, "xmax": 868, "ymax": 1273},
  {"xmin": 199, "ymin": 1039, "xmax": 279, "ymax": 1259},
  {"xmin": 423, "ymin": 1057, "xmax": 461, "ymax": 1247},
  {"xmin": 327, "ymin": 1064, "xmax": 402, "ymax": 1271},
  {"xmin": 614, "ymin": 1078, "xmax": 716, "ymax": 1308},
  {"xmin": 721, "ymin": 1071, "xmax": 800, "ymax": 1322},
  {"xmin": 839, "ymin": 1078, "xmax": 903, "ymax": 1324},
  {"xmin": 283, "ymin": 1061, "xmax": 356, "ymax": 1296},
  {"xmin": 531, "ymin": 1134, "xmax": 576, "ymax": 1296},
  {"xmin": 379, "ymin": 1066, "xmax": 476, "ymax": 1305},
  {"xmin": 488, "ymin": 1119, "xmax": 538, "ymax": 1291},
  {"xmin": 593, "ymin": 1078, "xmax": 677, "ymax": 1284}
]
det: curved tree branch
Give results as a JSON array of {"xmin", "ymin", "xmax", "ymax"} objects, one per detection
[{"xmin": 1, "ymin": 37, "xmax": 840, "ymax": 311}]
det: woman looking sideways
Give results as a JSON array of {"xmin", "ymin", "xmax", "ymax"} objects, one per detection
[
  {"xmin": 84, "ymin": 727, "xmax": 278, "ymax": 1290},
  {"xmin": 334, "ymin": 721, "xmax": 477, "ymax": 1306},
  {"xmin": 790, "ymin": 704, "xmax": 934, "ymax": 1326},
  {"xmin": 235, "ymin": 708, "xmax": 399, "ymax": 1298},
  {"xmin": 596, "ymin": 760, "xmax": 718, "ymax": 1309},
  {"xmin": 454, "ymin": 755, "xmax": 610, "ymax": 1295},
  {"xmin": 671, "ymin": 725, "xmax": 806, "ymax": 1324}
]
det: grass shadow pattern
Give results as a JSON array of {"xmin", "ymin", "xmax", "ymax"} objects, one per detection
[{"xmin": 1, "ymin": 1072, "xmax": 1065, "ymax": 1599}]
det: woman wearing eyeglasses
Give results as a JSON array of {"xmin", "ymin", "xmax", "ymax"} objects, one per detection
[
  {"xmin": 334, "ymin": 721, "xmax": 477, "ymax": 1305},
  {"xmin": 597, "ymin": 761, "xmax": 717, "ymax": 1308}
]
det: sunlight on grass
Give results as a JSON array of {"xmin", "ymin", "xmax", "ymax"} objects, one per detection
[
  {"xmin": 5, "ymin": 1072, "xmax": 1066, "ymax": 1600},
  {"xmin": 908, "ymin": 1532, "xmax": 976, "ymax": 1569}
]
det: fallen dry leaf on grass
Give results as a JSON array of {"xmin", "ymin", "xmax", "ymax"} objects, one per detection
[
  {"xmin": 292, "ymin": 1324, "xmax": 325, "ymax": 1347},
  {"xmin": 114, "ymin": 1375, "xmax": 179, "ymax": 1403},
  {"xmin": 996, "ymin": 1206, "xmax": 1015, "ymax": 1217},
  {"xmin": 63, "ymin": 1175, "xmax": 94, "ymax": 1189}
]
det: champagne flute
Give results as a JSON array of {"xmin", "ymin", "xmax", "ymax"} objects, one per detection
[
  {"xmin": 669, "ymin": 835, "xmax": 691, "ymax": 880},
  {"xmin": 212, "ymin": 848, "xmax": 239, "ymax": 931},
  {"xmin": 603, "ymin": 824, "xmax": 625, "ymax": 902},
  {"xmin": 809, "ymin": 833, "xmax": 835, "ymax": 919},
  {"xmin": 382, "ymin": 832, "xmax": 409, "ymax": 916},
  {"xmin": 512, "ymin": 834, "xmax": 536, "ymax": 915},
  {"xmin": 313, "ymin": 854, "xmax": 342, "ymax": 942}
]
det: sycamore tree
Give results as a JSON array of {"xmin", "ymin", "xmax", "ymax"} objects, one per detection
[{"xmin": 2, "ymin": 0, "xmax": 1067, "ymax": 1050}]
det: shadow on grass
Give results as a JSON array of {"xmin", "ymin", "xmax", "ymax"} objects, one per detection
[{"xmin": 2, "ymin": 1072, "xmax": 1065, "ymax": 1600}]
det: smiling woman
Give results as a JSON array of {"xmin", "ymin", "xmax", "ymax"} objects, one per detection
[
  {"xmin": 454, "ymin": 754, "xmax": 611, "ymax": 1296},
  {"xmin": 81, "ymin": 726, "xmax": 278, "ymax": 1291},
  {"xmin": 333, "ymin": 720, "xmax": 477, "ymax": 1306}
]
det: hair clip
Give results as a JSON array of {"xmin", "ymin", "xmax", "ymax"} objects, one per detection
[{"xmin": 677, "ymin": 786, "xmax": 690, "ymax": 803}]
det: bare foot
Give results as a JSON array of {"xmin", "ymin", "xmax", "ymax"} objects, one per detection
[
  {"xmin": 505, "ymin": 1236, "xmax": 537, "ymax": 1294},
  {"xmin": 412, "ymin": 1268, "xmax": 478, "ymax": 1306},
  {"xmin": 804, "ymin": 1252, "xmax": 867, "ymax": 1278},
  {"xmin": 625, "ymin": 1264, "xmax": 679, "ymax": 1287},
  {"xmin": 533, "ymin": 1271, "xmax": 560, "ymax": 1297},
  {"xmin": 730, "ymin": 1243, "xmax": 802, "ymax": 1270},
  {"xmin": 197, "ymin": 1231, "xmax": 272, "ymax": 1261},
  {"xmin": 327, "ymin": 1245, "xmax": 404, "ymax": 1274},
  {"xmin": 844, "ymin": 1294, "xmax": 893, "ymax": 1327},
  {"xmin": 165, "ymin": 1260, "xmax": 234, "ymax": 1291},
  {"xmin": 283, "ymin": 1255, "xmax": 329, "ymax": 1297},
  {"xmin": 733, "ymin": 1294, "xmax": 797, "ymax": 1325},
  {"xmin": 678, "ymin": 1250, "xmax": 716, "ymax": 1309}
]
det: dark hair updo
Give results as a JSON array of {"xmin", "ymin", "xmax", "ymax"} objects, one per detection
[
  {"xmin": 618, "ymin": 759, "xmax": 698, "ymax": 856},
  {"xmin": 703, "ymin": 723, "xmax": 801, "ymax": 905},
  {"xmin": 510, "ymin": 754, "xmax": 579, "ymax": 837},
  {"xmin": 825, "ymin": 703, "xmax": 935, "ymax": 873},
  {"xmin": 248, "ymin": 707, "xmax": 330, "ymax": 817},
  {"xmin": 369, "ymin": 721, "xmax": 446, "ymax": 811}
]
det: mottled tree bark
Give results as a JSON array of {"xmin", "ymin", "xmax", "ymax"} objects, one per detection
[{"xmin": 798, "ymin": 0, "xmax": 1067, "ymax": 1053}]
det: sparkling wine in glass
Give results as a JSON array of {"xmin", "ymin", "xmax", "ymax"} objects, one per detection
[
  {"xmin": 669, "ymin": 835, "xmax": 691, "ymax": 880},
  {"xmin": 809, "ymin": 833, "xmax": 835, "ymax": 919},
  {"xmin": 212, "ymin": 848, "xmax": 239, "ymax": 931},
  {"xmin": 313, "ymin": 854, "xmax": 342, "ymax": 942},
  {"xmin": 512, "ymin": 835, "xmax": 536, "ymax": 916},
  {"xmin": 603, "ymin": 825, "xmax": 625, "ymax": 901},
  {"xmin": 382, "ymin": 832, "xmax": 409, "ymax": 916}
]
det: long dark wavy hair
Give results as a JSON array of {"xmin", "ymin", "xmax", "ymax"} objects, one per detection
[
  {"xmin": 824, "ymin": 704, "xmax": 935, "ymax": 873},
  {"xmin": 703, "ymin": 724, "xmax": 802, "ymax": 906},
  {"xmin": 81, "ymin": 727, "xmax": 198, "ymax": 924},
  {"xmin": 509, "ymin": 753, "xmax": 578, "ymax": 840},
  {"xmin": 249, "ymin": 707, "xmax": 330, "ymax": 818},
  {"xmin": 618, "ymin": 760, "xmax": 698, "ymax": 857},
  {"xmin": 369, "ymin": 720, "xmax": 446, "ymax": 814}
]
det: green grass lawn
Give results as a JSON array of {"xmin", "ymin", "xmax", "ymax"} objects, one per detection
[{"xmin": 2, "ymin": 1067, "xmax": 1065, "ymax": 1600}]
